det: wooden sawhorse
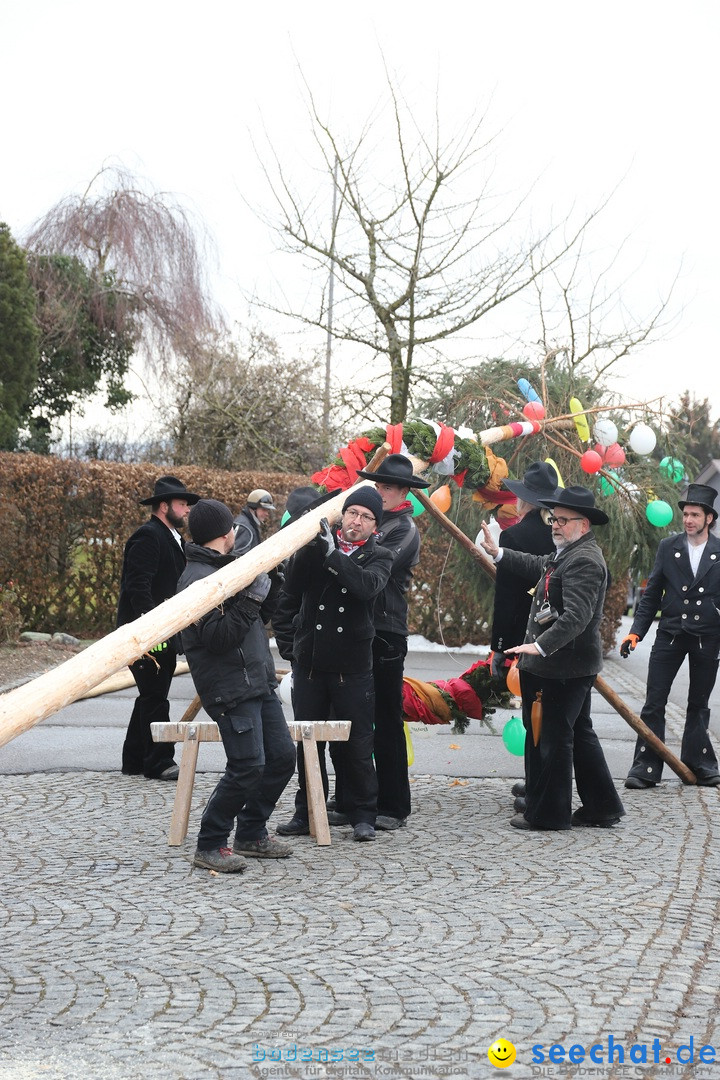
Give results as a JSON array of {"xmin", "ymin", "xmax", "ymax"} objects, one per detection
[{"xmin": 151, "ymin": 715, "xmax": 351, "ymax": 847}]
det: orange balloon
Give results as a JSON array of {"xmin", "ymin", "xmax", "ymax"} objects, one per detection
[
  {"xmin": 430, "ymin": 484, "xmax": 452, "ymax": 513},
  {"xmin": 506, "ymin": 660, "xmax": 521, "ymax": 696}
]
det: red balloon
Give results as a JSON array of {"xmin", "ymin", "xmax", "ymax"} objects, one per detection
[
  {"xmin": 522, "ymin": 401, "xmax": 545, "ymax": 421},
  {"xmin": 603, "ymin": 442, "xmax": 626, "ymax": 466},
  {"xmin": 581, "ymin": 450, "xmax": 603, "ymax": 474}
]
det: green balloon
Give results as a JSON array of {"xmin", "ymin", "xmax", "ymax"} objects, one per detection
[
  {"xmin": 659, "ymin": 456, "xmax": 684, "ymax": 483},
  {"xmin": 408, "ymin": 492, "xmax": 425, "ymax": 516},
  {"xmin": 599, "ymin": 469, "xmax": 620, "ymax": 496},
  {"xmin": 646, "ymin": 499, "xmax": 673, "ymax": 527},
  {"xmin": 502, "ymin": 715, "xmax": 526, "ymax": 756}
]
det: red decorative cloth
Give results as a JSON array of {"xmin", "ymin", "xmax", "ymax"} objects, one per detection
[
  {"xmin": 428, "ymin": 422, "xmax": 455, "ymax": 464},
  {"xmin": 385, "ymin": 423, "xmax": 404, "ymax": 453},
  {"xmin": 311, "ymin": 437, "xmax": 376, "ymax": 491}
]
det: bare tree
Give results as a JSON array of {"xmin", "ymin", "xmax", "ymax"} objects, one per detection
[
  {"xmin": 24, "ymin": 165, "xmax": 222, "ymax": 372},
  {"xmin": 254, "ymin": 72, "xmax": 617, "ymax": 424}
]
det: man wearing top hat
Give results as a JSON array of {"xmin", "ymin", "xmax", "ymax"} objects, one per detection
[
  {"xmin": 621, "ymin": 482, "xmax": 720, "ymax": 788},
  {"xmin": 353, "ymin": 453, "xmax": 430, "ymax": 830},
  {"xmin": 117, "ymin": 475, "xmax": 200, "ymax": 780},
  {"xmin": 480, "ymin": 485, "xmax": 625, "ymax": 831}
]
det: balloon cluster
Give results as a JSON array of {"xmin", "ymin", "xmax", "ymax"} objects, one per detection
[{"xmin": 562, "ymin": 395, "xmax": 684, "ymax": 530}]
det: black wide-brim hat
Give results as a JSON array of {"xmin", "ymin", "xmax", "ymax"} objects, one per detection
[
  {"xmin": 140, "ymin": 475, "xmax": 201, "ymax": 506},
  {"xmin": 502, "ymin": 461, "xmax": 559, "ymax": 505},
  {"xmin": 356, "ymin": 452, "xmax": 430, "ymax": 489},
  {"xmin": 538, "ymin": 484, "xmax": 609, "ymax": 526}
]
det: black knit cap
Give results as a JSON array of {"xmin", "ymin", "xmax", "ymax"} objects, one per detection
[
  {"xmin": 342, "ymin": 487, "xmax": 383, "ymax": 522},
  {"xmin": 188, "ymin": 499, "xmax": 235, "ymax": 545}
]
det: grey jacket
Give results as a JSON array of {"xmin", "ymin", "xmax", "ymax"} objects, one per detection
[{"xmin": 500, "ymin": 531, "xmax": 607, "ymax": 679}]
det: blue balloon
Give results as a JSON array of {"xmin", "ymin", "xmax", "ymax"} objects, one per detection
[{"xmin": 518, "ymin": 378, "xmax": 541, "ymax": 403}]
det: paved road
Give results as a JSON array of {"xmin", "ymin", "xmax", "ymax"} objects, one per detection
[{"xmin": 1, "ymin": 619, "xmax": 720, "ymax": 1079}]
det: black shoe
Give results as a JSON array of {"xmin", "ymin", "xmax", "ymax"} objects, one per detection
[
  {"xmin": 509, "ymin": 814, "xmax": 542, "ymax": 832},
  {"xmin": 275, "ymin": 816, "xmax": 310, "ymax": 836},
  {"xmin": 513, "ymin": 796, "xmax": 526, "ymax": 814},
  {"xmin": 353, "ymin": 822, "xmax": 376, "ymax": 842},
  {"xmin": 156, "ymin": 764, "xmax": 179, "ymax": 781},
  {"xmin": 696, "ymin": 774, "xmax": 720, "ymax": 787},
  {"xmin": 326, "ymin": 810, "xmax": 350, "ymax": 826},
  {"xmin": 571, "ymin": 807, "xmax": 621, "ymax": 828},
  {"xmin": 511, "ymin": 781, "xmax": 526, "ymax": 798},
  {"xmin": 624, "ymin": 776, "xmax": 656, "ymax": 789},
  {"xmin": 375, "ymin": 815, "xmax": 406, "ymax": 831}
]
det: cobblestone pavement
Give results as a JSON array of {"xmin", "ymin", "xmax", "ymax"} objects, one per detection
[{"xmin": 2, "ymin": 728, "xmax": 720, "ymax": 1080}]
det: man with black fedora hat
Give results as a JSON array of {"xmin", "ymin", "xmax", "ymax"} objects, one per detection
[
  {"xmin": 348, "ymin": 453, "xmax": 430, "ymax": 830},
  {"xmin": 117, "ymin": 475, "xmax": 200, "ymax": 780},
  {"xmin": 622, "ymin": 481, "xmax": 720, "ymax": 789},
  {"xmin": 480, "ymin": 484, "xmax": 625, "ymax": 831}
]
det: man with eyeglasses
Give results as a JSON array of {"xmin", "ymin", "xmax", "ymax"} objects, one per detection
[
  {"xmin": 480, "ymin": 485, "xmax": 624, "ymax": 831},
  {"xmin": 273, "ymin": 488, "xmax": 393, "ymax": 841}
]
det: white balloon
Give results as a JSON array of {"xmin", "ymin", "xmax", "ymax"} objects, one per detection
[
  {"xmin": 278, "ymin": 671, "xmax": 294, "ymax": 705},
  {"xmin": 593, "ymin": 418, "xmax": 618, "ymax": 446},
  {"xmin": 629, "ymin": 423, "xmax": 657, "ymax": 456}
]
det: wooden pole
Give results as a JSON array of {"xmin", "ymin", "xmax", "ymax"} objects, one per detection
[
  {"xmin": 0, "ymin": 445, "xmax": 394, "ymax": 750},
  {"xmin": 412, "ymin": 488, "xmax": 697, "ymax": 785}
]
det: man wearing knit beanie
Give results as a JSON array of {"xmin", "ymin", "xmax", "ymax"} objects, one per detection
[
  {"xmin": 273, "ymin": 488, "xmax": 393, "ymax": 842},
  {"xmin": 177, "ymin": 499, "xmax": 296, "ymax": 873}
]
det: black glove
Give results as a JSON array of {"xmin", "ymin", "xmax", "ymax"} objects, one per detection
[
  {"xmin": 620, "ymin": 633, "xmax": 640, "ymax": 659},
  {"xmin": 244, "ymin": 572, "xmax": 272, "ymax": 604},
  {"xmin": 318, "ymin": 517, "xmax": 335, "ymax": 558},
  {"xmin": 490, "ymin": 651, "xmax": 507, "ymax": 678}
]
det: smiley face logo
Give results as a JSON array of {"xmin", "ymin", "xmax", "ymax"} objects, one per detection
[{"xmin": 488, "ymin": 1038, "xmax": 517, "ymax": 1068}]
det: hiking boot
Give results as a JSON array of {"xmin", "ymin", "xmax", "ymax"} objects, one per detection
[
  {"xmin": 233, "ymin": 836, "xmax": 293, "ymax": 858},
  {"xmin": 193, "ymin": 846, "xmax": 247, "ymax": 873},
  {"xmin": 276, "ymin": 816, "xmax": 310, "ymax": 836}
]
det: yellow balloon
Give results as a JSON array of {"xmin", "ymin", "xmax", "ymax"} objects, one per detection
[
  {"xmin": 430, "ymin": 484, "xmax": 452, "ymax": 513},
  {"xmin": 544, "ymin": 457, "xmax": 564, "ymax": 489},
  {"xmin": 569, "ymin": 398, "xmax": 590, "ymax": 442}
]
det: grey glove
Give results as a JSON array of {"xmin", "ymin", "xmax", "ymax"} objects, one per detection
[
  {"xmin": 318, "ymin": 517, "xmax": 335, "ymax": 558},
  {"xmin": 245, "ymin": 572, "xmax": 272, "ymax": 604}
]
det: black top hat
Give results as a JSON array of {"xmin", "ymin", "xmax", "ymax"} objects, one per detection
[
  {"xmin": 502, "ymin": 461, "xmax": 559, "ymax": 505},
  {"xmin": 356, "ymin": 453, "xmax": 430, "ymax": 489},
  {"xmin": 678, "ymin": 482, "xmax": 719, "ymax": 519},
  {"xmin": 140, "ymin": 475, "xmax": 201, "ymax": 506},
  {"xmin": 538, "ymin": 485, "xmax": 609, "ymax": 526}
]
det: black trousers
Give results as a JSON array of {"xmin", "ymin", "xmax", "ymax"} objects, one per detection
[
  {"xmin": 521, "ymin": 671, "xmax": 624, "ymax": 830},
  {"xmin": 373, "ymin": 632, "xmax": 411, "ymax": 819},
  {"xmin": 291, "ymin": 668, "xmax": 377, "ymax": 825},
  {"xmin": 628, "ymin": 629, "xmax": 720, "ymax": 782},
  {"xmin": 122, "ymin": 648, "xmax": 177, "ymax": 778},
  {"xmin": 198, "ymin": 694, "xmax": 296, "ymax": 850}
]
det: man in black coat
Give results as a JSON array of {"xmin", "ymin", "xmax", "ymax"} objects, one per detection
[
  {"xmin": 621, "ymin": 482, "xmax": 720, "ymax": 788},
  {"xmin": 274, "ymin": 488, "xmax": 393, "ymax": 842},
  {"xmin": 480, "ymin": 486, "xmax": 625, "ymax": 831},
  {"xmin": 178, "ymin": 499, "xmax": 296, "ymax": 873},
  {"xmin": 343, "ymin": 454, "xmax": 429, "ymax": 829},
  {"xmin": 117, "ymin": 476, "xmax": 199, "ymax": 780}
]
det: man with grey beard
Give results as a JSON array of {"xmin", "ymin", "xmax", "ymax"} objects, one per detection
[{"xmin": 480, "ymin": 485, "xmax": 624, "ymax": 832}]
